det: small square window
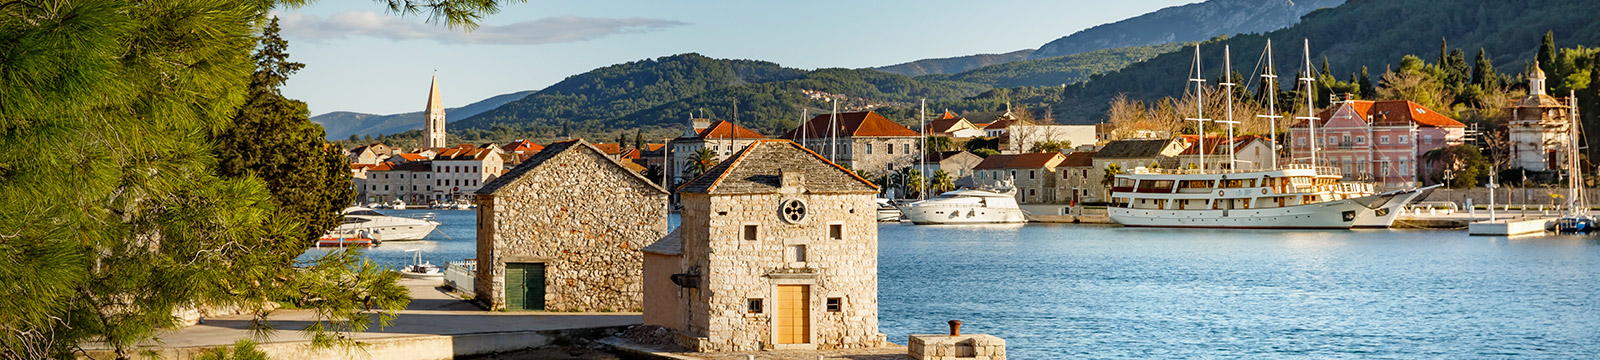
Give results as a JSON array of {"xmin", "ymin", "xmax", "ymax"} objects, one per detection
[
  {"xmin": 747, "ymin": 299, "xmax": 763, "ymax": 314},
  {"xmin": 743, "ymin": 225, "xmax": 758, "ymax": 241},
  {"xmin": 788, "ymin": 245, "xmax": 807, "ymax": 262},
  {"xmin": 829, "ymin": 224, "xmax": 843, "ymax": 240},
  {"xmin": 826, "ymin": 298, "xmax": 842, "ymax": 312}
]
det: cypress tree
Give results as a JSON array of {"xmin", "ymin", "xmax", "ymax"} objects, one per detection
[
  {"xmin": 1359, "ymin": 66, "xmax": 1375, "ymax": 99},
  {"xmin": 1538, "ymin": 31, "xmax": 1557, "ymax": 92},
  {"xmin": 1473, "ymin": 48, "xmax": 1499, "ymax": 89}
]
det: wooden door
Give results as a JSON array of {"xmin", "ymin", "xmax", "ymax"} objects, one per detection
[
  {"xmin": 505, "ymin": 263, "xmax": 545, "ymax": 311},
  {"xmin": 774, "ymin": 285, "xmax": 809, "ymax": 344}
]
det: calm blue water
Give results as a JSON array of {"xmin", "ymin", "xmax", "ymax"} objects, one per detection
[{"xmin": 303, "ymin": 210, "xmax": 1600, "ymax": 359}]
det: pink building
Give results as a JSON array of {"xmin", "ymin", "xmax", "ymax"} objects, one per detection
[{"xmin": 1289, "ymin": 99, "xmax": 1465, "ymax": 189}]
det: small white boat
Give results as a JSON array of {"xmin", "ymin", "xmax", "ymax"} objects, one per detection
[
  {"xmin": 399, "ymin": 249, "xmax": 444, "ymax": 279},
  {"xmin": 452, "ymin": 201, "xmax": 471, "ymax": 210},
  {"xmin": 389, "ymin": 199, "xmax": 408, "ymax": 210},
  {"xmin": 334, "ymin": 207, "xmax": 440, "ymax": 241},
  {"xmin": 876, "ymin": 198, "xmax": 903, "ymax": 222},
  {"xmin": 899, "ymin": 188, "xmax": 1027, "ymax": 225}
]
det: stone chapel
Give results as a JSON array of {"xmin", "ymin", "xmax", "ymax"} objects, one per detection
[{"xmin": 642, "ymin": 140, "xmax": 887, "ymax": 351}]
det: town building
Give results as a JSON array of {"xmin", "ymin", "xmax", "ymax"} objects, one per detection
[
  {"xmin": 1176, "ymin": 135, "xmax": 1277, "ymax": 171},
  {"xmin": 473, "ymin": 139, "xmax": 669, "ymax": 312},
  {"xmin": 1506, "ymin": 61, "xmax": 1576, "ymax": 172},
  {"xmin": 362, "ymin": 161, "xmax": 435, "ymax": 204},
  {"xmin": 923, "ymin": 151, "xmax": 985, "ymax": 188},
  {"xmin": 972, "ymin": 153, "xmax": 1066, "ymax": 204},
  {"xmin": 1090, "ymin": 138, "xmax": 1188, "ymax": 198},
  {"xmin": 643, "ymin": 140, "xmax": 886, "ymax": 352},
  {"xmin": 923, "ymin": 110, "xmax": 986, "ymax": 138},
  {"xmin": 433, "ymin": 144, "xmax": 503, "ymax": 201},
  {"xmin": 423, "ymin": 74, "xmax": 447, "ymax": 149},
  {"xmin": 781, "ymin": 111, "xmax": 921, "ymax": 174},
  {"xmin": 670, "ymin": 119, "xmax": 768, "ymax": 184},
  {"xmin": 1289, "ymin": 98, "xmax": 1465, "ymax": 188},
  {"xmin": 1054, "ymin": 151, "xmax": 1099, "ymax": 205},
  {"xmin": 348, "ymin": 143, "xmax": 396, "ymax": 165}
]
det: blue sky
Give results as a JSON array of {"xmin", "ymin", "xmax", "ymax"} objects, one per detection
[{"xmin": 278, "ymin": 0, "xmax": 1197, "ymax": 116}]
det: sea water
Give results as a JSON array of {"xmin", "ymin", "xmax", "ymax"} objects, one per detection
[{"xmin": 304, "ymin": 210, "xmax": 1600, "ymax": 358}]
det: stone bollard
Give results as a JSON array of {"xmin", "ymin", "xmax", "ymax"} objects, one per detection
[{"xmin": 909, "ymin": 320, "xmax": 1006, "ymax": 360}]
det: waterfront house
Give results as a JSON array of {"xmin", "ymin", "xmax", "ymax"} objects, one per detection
[
  {"xmin": 670, "ymin": 119, "xmax": 767, "ymax": 184},
  {"xmin": 348, "ymin": 142, "xmax": 396, "ymax": 165},
  {"xmin": 362, "ymin": 161, "xmax": 435, "ymax": 204},
  {"xmin": 1289, "ymin": 98, "xmax": 1464, "ymax": 188},
  {"xmin": 433, "ymin": 144, "xmax": 504, "ymax": 202},
  {"xmin": 924, "ymin": 151, "xmax": 985, "ymax": 188},
  {"xmin": 1090, "ymin": 138, "xmax": 1188, "ymax": 198},
  {"xmin": 1176, "ymin": 135, "xmax": 1277, "ymax": 171},
  {"xmin": 780, "ymin": 111, "xmax": 921, "ymax": 174},
  {"xmin": 473, "ymin": 139, "xmax": 670, "ymax": 312},
  {"xmin": 643, "ymin": 140, "xmax": 886, "ymax": 352},
  {"xmin": 973, "ymin": 152, "xmax": 1067, "ymax": 204},
  {"xmin": 1506, "ymin": 61, "xmax": 1575, "ymax": 173},
  {"xmin": 1054, "ymin": 151, "xmax": 1100, "ymax": 205},
  {"xmin": 924, "ymin": 110, "xmax": 986, "ymax": 138}
]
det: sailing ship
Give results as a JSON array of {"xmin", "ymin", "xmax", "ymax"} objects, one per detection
[
  {"xmin": 1548, "ymin": 91, "xmax": 1593, "ymax": 233},
  {"xmin": 1108, "ymin": 40, "xmax": 1419, "ymax": 229}
]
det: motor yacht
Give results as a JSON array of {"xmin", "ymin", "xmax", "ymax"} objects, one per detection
[
  {"xmin": 876, "ymin": 198, "xmax": 903, "ymax": 222},
  {"xmin": 333, "ymin": 207, "xmax": 440, "ymax": 241},
  {"xmin": 899, "ymin": 188, "xmax": 1027, "ymax": 225}
]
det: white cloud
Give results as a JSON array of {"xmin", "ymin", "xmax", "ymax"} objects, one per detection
[{"xmin": 276, "ymin": 11, "xmax": 687, "ymax": 45}]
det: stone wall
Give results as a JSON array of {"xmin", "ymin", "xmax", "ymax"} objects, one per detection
[
  {"xmin": 677, "ymin": 191, "xmax": 885, "ymax": 351},
  {"xmin": 475, "ymin": 146, "xmax": 668, "ymax": 311},
  {"xmin": 849, "ymin": 137, "xmax": 921, "ymax": 174},
  {"xmin": 1418, "ymin": 186, "xmax": 1600, "ymax": 207}
]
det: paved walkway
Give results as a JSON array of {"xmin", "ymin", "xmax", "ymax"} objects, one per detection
[
  {"xmin": 86, "ymin": 278, "xmax": 641, "ymax": 350},
  {"xmin": 602, "ymin": 338, "xmax": 909, "ymax": 360}
]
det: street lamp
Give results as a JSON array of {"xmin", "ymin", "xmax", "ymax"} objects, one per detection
[{"xmin": 1443, "ymin": 169, "xmax": 1455, "ymax": 189}]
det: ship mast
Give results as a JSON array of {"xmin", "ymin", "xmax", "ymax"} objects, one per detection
[
  {"xmin": 1295, "ymin": 39, "xmax": 1320, "ymax": 168},
  {"xmin": 1570, "ymin": 90, "xmax": 1585, "ymax": 214},
  {"xmin": 1257, "ymin": 39, "xmax": 1282, "ymax": 170},
  {"xmin": 1185, "ymin": 45, "xmax": 1211, "ymax": 173},
  {"xmin": 1218, "ymin": 45, "xmax": 1240, "ymax": 170}
]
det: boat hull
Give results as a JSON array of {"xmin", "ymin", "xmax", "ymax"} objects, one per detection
[
  {"xmin": 1351, "ymin": 187, "xmax": 1432, "ymax": 228},
  {"xmin": 334, "ymin": 221, "xmax": 438, "ymax": 241},
  {"xmin": 1109, "ymin": 198, "xmax": 1371, "ymax": 229},
  {"xmin": 902, "ymin": 206, "xmax": 1027, "ymax": 225}
]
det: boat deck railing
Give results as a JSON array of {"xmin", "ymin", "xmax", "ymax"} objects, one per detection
[{"xmin": 1125, "ymin": 164, "xmax": 1342, "ymax": 177}]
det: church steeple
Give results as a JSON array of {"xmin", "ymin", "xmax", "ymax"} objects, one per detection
[
  {"xmin": 1529, "ymin": 60, "xmax": 1548, "ymax": 96},
  {"xmin": 424, "ymin": 73, "xmax": 447, "ymax": 148}
]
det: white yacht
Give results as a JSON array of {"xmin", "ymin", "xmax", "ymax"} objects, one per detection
[
  {"xmin": 876, "ymin": 198, "xmax": 903, "ymax": 222},
  {"xmin": 333, "ymin": 207, "xmax": 440, "ymax": 241},
  {"xmin": 899, "ymin": 188, "xmax": 1027, "ymax": 225},
  {"xmin": 1352, "ymin": 185, "xmax": 1438, "ymax": 228},
  {"xmin": 1108, "ymin": 165, "xmax": 1413, "ymax": 229}
]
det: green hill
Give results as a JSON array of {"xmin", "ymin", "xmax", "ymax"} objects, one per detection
[
  {"xmin": 1042, "ymin": 0, "xmax": 1600, "ymax": 124},
  {"xmin": 931, "ymin": 42, "xmax": 1188, "ymax": 88}
]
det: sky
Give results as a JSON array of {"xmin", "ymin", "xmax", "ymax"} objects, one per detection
[{"xmin": 277, "ymin": 0, "xmax": 1199, "ymax": 117}]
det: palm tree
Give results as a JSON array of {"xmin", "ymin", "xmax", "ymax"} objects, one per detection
[
  {"xmin": 930, "ymin": 169, "xmax": 955, "ymax": 194},
  {"xmin": 899, "ymin": 167, "xmax": 925, "ymax": 198},
  {"xmin": 682, "ymin": 147, "xmax": 720, "ymax": 180}
]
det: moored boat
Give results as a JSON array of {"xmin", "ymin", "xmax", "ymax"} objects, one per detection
[
  {"xmin": 316, "ymin": 234, "xmax": 375, "ymax": 247},
  {"xmin": 399, "ymin": 248, "xmax": 444, "ymax": 279},
  {"xmin": 876, "ymin": 198, "xmax": 903, "ymax": 222},
  {"xmin": 899, "ymin": 188, "xmax": 1027, "ymax": 225},
  {"xmin": 334, "ymin": 207, "xmax": 440, "ymax": 241}
]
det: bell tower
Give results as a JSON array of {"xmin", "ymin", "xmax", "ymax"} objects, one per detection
[{"xmin": 424, "ymin": 73, "xmax": 447, "ymax": 148}]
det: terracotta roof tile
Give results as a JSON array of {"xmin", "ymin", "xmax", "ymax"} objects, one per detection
[
  {"xmin": 593, "ymin": 143, "xmax": 622, "ymax": 155},
  {"xmin": 696, "ymin": 120, "xmax": 767, "ymax": 139},
  {"xmin": 678, "ymin": 140, "xmax": 878, "ymax": 195},
  {"xmin": 779, "ymin": 111, "xmax": 918, "ymax": 139},
  {"xmin": 1061, "ymin": 151, "xmax": 1096, "ymax": 167},
  {"xmin": 1300, "ymin": 100, "xmax": 1464, "ymax": 128}
]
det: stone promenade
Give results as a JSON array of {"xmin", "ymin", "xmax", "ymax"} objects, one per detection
[{"xmin": 80, "ymin": 278, "xmax": 642, "ymax": 359}]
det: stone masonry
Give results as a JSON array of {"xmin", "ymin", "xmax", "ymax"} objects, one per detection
[
  {"xmin": 475, "ymin": 139, "xmax": 669, "ymax": 312},
  {"xmin": 644, "ymin": 140, "xmax": 887, "ymax": 352}
]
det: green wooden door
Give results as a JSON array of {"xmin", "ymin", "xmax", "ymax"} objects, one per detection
[{"xmin": 504, "ymin": 262, "xmax": 545, "ymax": 311}]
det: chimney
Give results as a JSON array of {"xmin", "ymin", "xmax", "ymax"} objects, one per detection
[{"xmin": 780, "ymin": 170, "xmax": 806, "ymax": 193}]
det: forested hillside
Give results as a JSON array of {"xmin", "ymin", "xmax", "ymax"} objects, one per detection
[
  {"xmin": 1044, "ymin": 0, "xmax": 1600, "ymax": 124},
  {"xmin": 1029, "ymin": 0, "xmax": 1343, "ymax": 60},
  {"xmin": 872, "ymin": 49, "xmax": 1035, "ymax": 77}
]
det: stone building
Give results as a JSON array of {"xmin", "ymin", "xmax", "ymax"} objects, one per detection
[
  {"xmin": 972, "ymin": 153, "xmax": 1066, "ymax": 204},
  {"xmin": 924, "ymin": 110, "xmax": 986, "ymax": 138},
  {"xmin": 362, "ymin": 161, "xmax": 435, "ymax": 204},
  {"xmin": 780, "ymin": 111, "xmax": 921, "ymax": 174},
  {"xmin": 423, "ymin": 74, "xmax": 447, "ymax": 148},
  {"xmin": 434, "ymin": 144, "xmax": 504, "ymax": 202},
  {"xmin": 643, "ymin": 140, "xmax": 887, "ymax": 352},
  {"xmin": 1507, "ymin": 61, "xmax": 1576, "ymax": 172},
  {"xmin": 348, "ymin": 142, "xmax": 395, "ymax": 165},
  {"xmin": 1090, "ymin": 138, "xmax": 1188, "ymax": 198},
  {"xmin": 670, "ymin": 119, "xmax": 767, "ymax": 184},
  {"xmin": 924, "ymin": 151, "xmax": 985, "ymax": 188},
  {"xmin": 1004, "ymin": 124, "xmax": 1096, "ymax": 154},
  {"xmin": 1176, "ymin": 135, "xmax": 1277, "ymax": 171},
  {"xmin": 1055, "ymin": 151, "xmax": 1099, "ymax": 205},
  {"xmin": 473, "ymin": 139, "xmax": 670, "ymax": 311}
]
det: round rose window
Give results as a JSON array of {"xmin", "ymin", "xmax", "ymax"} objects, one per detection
[{"xmin": 780, "ymin": 199, "xmax": 807, "ymax": 224}]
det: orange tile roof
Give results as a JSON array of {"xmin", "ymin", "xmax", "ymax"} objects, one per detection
[
  {"xmin": 503, "ymin": 139, "xmax": 544, "ymax": 153},
  {"xmin": 974, "ymin": 153, "xmax": 1065, "ymax": 170},
  {"xmin": 926, "ymin": 118, "xmax": 972, "ymax": 134},
  {"xmin": 938, "ymin": 110, "xmax": 959, "ymax": 120},
  {"xmin": 780, "ymin": 111, "xmax": 919, "ymax": 139},
  {"xmin": 621, "ymin": 148, "xmax": 642, "ymax": 159},
  {"xmin": 1061, "ymin": 151, "xmax": 1096, "ymax": 167},
  {"xmin": 395, "ymin": 153, "xmax": 428, "ymax": 161},
  {"xmin": 593, "ymin": 143, "xmax": 622, "ymax": 155},
  {"xmin": 696, "ymin": 120, "xmax": 766, "ymax": 139},
  {"xmin": 1299, "ymin": 100, "xmax": 1464, "ymax": 128},
  {"xmin": 645, "ymin": 143, "xmax": 665, "ymax": 151}
]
